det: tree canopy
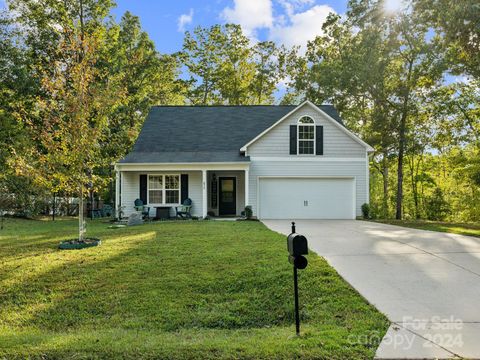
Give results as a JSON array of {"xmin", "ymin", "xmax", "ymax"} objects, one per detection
[{"xmin": 0, "ymin": 0, "xmax": 478, "ymax": 223}]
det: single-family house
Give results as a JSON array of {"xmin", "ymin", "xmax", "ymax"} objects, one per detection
[{"xmin": 115, "ymin": 100, "xmax": 373, "ymax": 219}]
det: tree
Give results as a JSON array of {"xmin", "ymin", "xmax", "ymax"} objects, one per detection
[
  {"xmin": 182, "ymin": 25, "xmax": 225, "ymax": 104},
  {"xmin": 217, "ymin": 24, "xmax": 256, "ymax": 105},
  {"xmin": 101, "ymin": 11, "xmax": 186, "ymax": 163},
  {"xmin": 251, "ymin": 41, "xmax": 283, "ymax": 104},
  {"xmin": 5, "ymin": 1, "xmax": 186, "ymax": 212},
  {"xmin": 182, "ymin": 24, "xmax": 280, "ymax": 105},
  {"xmin": 415, "ymin": 0, "xmax": 480, "ymax": 80},
  {"xmin": 286, "ymin": 2, "xmax": 445, "ymax": 219},
  {"xmin": 15, "ymin": 26, "xmax": 119, "ymax": 240},
  {"xmin": 425, "ymin": 187, "xmax": 450, "ymax": 220}
]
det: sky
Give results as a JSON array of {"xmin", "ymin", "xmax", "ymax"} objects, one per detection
[{"xmin": 110, "ymin": 0, "xmax": 350, "ymax": 54}]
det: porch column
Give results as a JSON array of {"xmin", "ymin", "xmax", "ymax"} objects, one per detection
[
  {"xmin": 115, "ymin": 170, "xmax": 121, "ymax": 218},
  {"xmin": 202, "ymin": 169, "xmax": 208, "ymax": 218},
  {"xmin": 244, "ymin": 169, "xmax": 249, "ymax": 208}
]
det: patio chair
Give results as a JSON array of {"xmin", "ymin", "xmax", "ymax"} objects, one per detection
[
  {"xmin": 102, "ymin": 204, "xmax": 113, "ymax": 217},
  {"xmin": 134, "ymin": 199, "xmax": 150, "ymax": 220},
  {"xmin": 175, "ymin": 198, "xmax": 192, "ymax": 219}
]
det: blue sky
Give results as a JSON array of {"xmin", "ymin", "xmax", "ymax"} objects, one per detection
[
  {"xmin": 111, "ymin": 0, "xmax": 349, "ymax": 54},
  {"xmin": 0, "ymin": 0, "xmax": 348, "ymax": 52}
]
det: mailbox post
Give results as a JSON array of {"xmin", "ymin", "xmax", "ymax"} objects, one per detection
[{"xmin": 287, "ymin": 221, "xmax": 308, "ymax": 336}]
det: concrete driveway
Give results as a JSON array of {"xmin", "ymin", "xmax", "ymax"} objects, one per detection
[{"xmin": 263, "ymin": 220, "xmax": 480, "ymax": 359}]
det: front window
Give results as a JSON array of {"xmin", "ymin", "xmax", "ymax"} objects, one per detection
[
  {"xmin": 298, "ymin": 116, "xmax": 315, "ymax": 155},
  {"xmin": 165, "ymin": 175, "xmax": 180, "ymax": 203},
  {"xmin": 148, "ymin": 174, "xmax": 180, "ymax": 204}
]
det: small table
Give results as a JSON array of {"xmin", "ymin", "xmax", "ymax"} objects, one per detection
[{"xmin": 154, "ymin": 206, "xmax": 172, "ymax": 220}]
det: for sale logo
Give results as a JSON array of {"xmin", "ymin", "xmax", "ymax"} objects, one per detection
[{"xmin": 347, "ymin": 316, "xmax": 464, "ymax": 350}]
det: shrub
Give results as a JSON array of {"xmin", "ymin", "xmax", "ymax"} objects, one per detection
[
  {"xmin": 244, "ymin": 206, "xmax": 253, "ymax": 219},
  {"xmin": 425, "ymin": 187, "xmax": 450, "ymax": 221},
  {"xmin": 361, "ymin": 203, "xmax": 371, "ymax": 219}
]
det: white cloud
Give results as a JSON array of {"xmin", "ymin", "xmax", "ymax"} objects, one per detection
[
  {"xmin": 269, "ymin": 4, "xmax": 334, "ymax": 49},
  {"xmin": 221, "ymin": 0, "xmax": 273, "ymax": 38},
  {"xmin": 219, "ymin": 1, "xmax": 335, "ymax": 50},
  {"xmin": 177, "ymin": 8, "xmax": 194, "ymax": 32}
]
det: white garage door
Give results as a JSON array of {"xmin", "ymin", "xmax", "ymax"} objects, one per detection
[{"xmin": 259, "ymin": 177, "xmax": 355, "ymax": 219}]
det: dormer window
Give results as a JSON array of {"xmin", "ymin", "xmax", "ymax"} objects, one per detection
[{"xmin": 297, "ymin": 116, "xmax": 315, "ymax": 155}]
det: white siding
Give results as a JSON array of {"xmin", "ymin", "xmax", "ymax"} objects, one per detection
[
  {"xmin": 247, "ymin": 103, "xmax": 365, "ymax": 158},
  {"xmin": 121, "ymin": 171, "xmax": 203, "ymax": 217},
  {"xmin": 248, "ymin": 159, "xmax": 367, "ymax": 217}
]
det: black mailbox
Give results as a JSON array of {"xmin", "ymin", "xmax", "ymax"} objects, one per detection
[
  {"xmin": 287, "ymin": 233, "xmax": 308, "ymax": 256},
  {"xmin": 288, "ymin": 254, "xmax": 308, "ymax": 269},
  {"xmin": 286, "ymin": 223, "xmax": 308, "ymax": 336}
]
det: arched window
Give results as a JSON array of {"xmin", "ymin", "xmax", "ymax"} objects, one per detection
[{"xmin": 297, "ymin": 116, "xmax": 315, "ymax": 154}]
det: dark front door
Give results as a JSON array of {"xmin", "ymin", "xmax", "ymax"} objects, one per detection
[{"xmin": 219, "ymin": 177, "xmax": 236, "ymax": 215}]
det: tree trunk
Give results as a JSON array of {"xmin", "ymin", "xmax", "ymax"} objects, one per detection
[
  {"xmin": 52, "ymin": 192, "xmax": 56, "ymax": 221},
  {"xmin": 90, "ymin": 189, "xmax": 94, "ymax": 220},
  {"xmin": 408, "ymin": 155, "xmax": 419, "ymax": 219},
  {"xmin": 415, "ymin": 155, "xmax": 422, "ymax": 219},
  {"xmin": 396, "ymin": 111, "xmax": 407, "ymax": 220},
  {"xmin": 202, "ymin": 78, "xmax": 209, "ymax": 105},
  {"xmin": 79, "ymin": 187, "xmax": 85, "ymax": 241},
  {"xmin": 257, "ymin": 74, "xmax": 264, "ymax": 104},
  {"xmin": 396, "ymin": 59, "xmax": 413, "ymax": 220},
  {"xmin": 382, "ymin": 153, "xmax": 389, "ymax": 218}
]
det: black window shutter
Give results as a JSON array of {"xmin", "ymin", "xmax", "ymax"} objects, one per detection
[
  {"xmin": 181, "ymin": 174, "xmax": 189, "ymax": 202},
  {"xmin": 139, "ymin": 174, "xmax": 147, "ymax": 204},
  {"xmin": 316, "ymin": 126, "xmax": 324, "ymax": 155},
  {"xmin": 289, "ymin": 125, "xmax": 297, "ymax": 155}
]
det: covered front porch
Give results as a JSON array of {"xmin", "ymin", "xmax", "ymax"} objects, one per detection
[{"xmin": 114, "ymin": 162, "xmax": 250, "ymax": 219}]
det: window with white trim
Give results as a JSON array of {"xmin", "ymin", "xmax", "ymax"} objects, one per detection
[
  {"xmin": 297, "ymin": 116, "xmax": 315, "ymax": 155},
  {"xmin": 148, "ymin": 174, "xmax": 180, "ymax": 204}
]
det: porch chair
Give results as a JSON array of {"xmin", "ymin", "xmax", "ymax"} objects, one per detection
[
  {"xmin": 102, "ymin": 204, "xmax": 113, "ymax": 217},
  {"xmin": 134, "ymin": 199, "xmax": 150, "ymax": 220},
  {"xmin": 175, "ymin": 198, "xmax": 192, "ymax": 219}
]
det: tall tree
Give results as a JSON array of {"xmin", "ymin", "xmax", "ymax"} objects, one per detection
[
  {"xmin": 415, "ymin": 0, "xmax": 480, "ymax": 80},
  {"xmin": 182, "ymin": 24, "xmax": 280, "ymax": 105},
  {"xmin": 16, "ymin": 26, "xmax": 119, "ymax": 239},
  {"xmin": 101, "ymin": 12, "xmax": 185, "ymax": 163},
  {"xmin": 251, "ymin": 41, "xmax": 283, "ymax": 104},
  {"xmin": 286, "ymin": 2, "xmax": 444, "ymax": 219},
  {"xmin": 182, "ymin": 25, "xmax": 225, "ymax": 104},
  {"xmin": 6, "ymin": 1, "xmax": 185, "ymax": 209},
  {"xmin": 217, "ymin": 24, "xmax": 256, "ymax": 105}
]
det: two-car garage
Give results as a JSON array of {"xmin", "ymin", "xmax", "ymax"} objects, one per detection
[{"xmin": 258, "ymin": 177, "xmax": 356, "ymax": 220}]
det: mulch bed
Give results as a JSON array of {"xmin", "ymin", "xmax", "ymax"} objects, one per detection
[{"xmin": 58, "ymin": 237, "xmax": 101, "ymax": 250}]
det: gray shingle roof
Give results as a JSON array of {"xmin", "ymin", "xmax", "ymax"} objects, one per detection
[{"xmin": 119, "ymin": 105, "xmax": 344, "ymax": 163}]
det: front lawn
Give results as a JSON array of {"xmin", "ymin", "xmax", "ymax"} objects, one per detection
[
  {"xmin": 0, "ymin": 218, "xmax": 388, "ymax": 359},
  {"xmin": 374, "ymin": 219, "xmax": 480, "ymax": 238}
]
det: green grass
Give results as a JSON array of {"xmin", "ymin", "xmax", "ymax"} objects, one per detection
[
  {"xmin": 0, "ymin": 218, "xmax": 388, "ymax": 359},
  {"xmin": 373, "ymin": 219, "xmax": 480, "ymax": 238}
]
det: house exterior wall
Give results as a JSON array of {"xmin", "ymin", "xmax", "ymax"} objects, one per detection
[
  {"xmin": 247, "ymin": 103, "xmax": 365, "ymax": 158},
  {"xmin": 120, "ymin": 170, "xmax": 246, "ymax": 218},
  {"xmin": 120, "ymin": 171, "xmax": 203, "ymax": 218},
  {"xmin": 245, "ymin": 103, "xmax": 369, "ymax": 218},
  {"xmin": 247, "ymin": 159, "xmax": 367, "ymax": 217}
]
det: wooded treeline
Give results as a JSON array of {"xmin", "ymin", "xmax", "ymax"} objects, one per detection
[{"xmin": 0, "ymin": 0, "xmax": 478, "ymax": 222}]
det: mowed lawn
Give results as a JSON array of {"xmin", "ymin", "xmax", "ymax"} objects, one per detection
[
  {"xmin": 374, "ymin": 219, "xmax": 480, "ymax": 238},
  {"xmin": 0, "ymin": 218, "xmax": 388, "ymax": 359}
]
